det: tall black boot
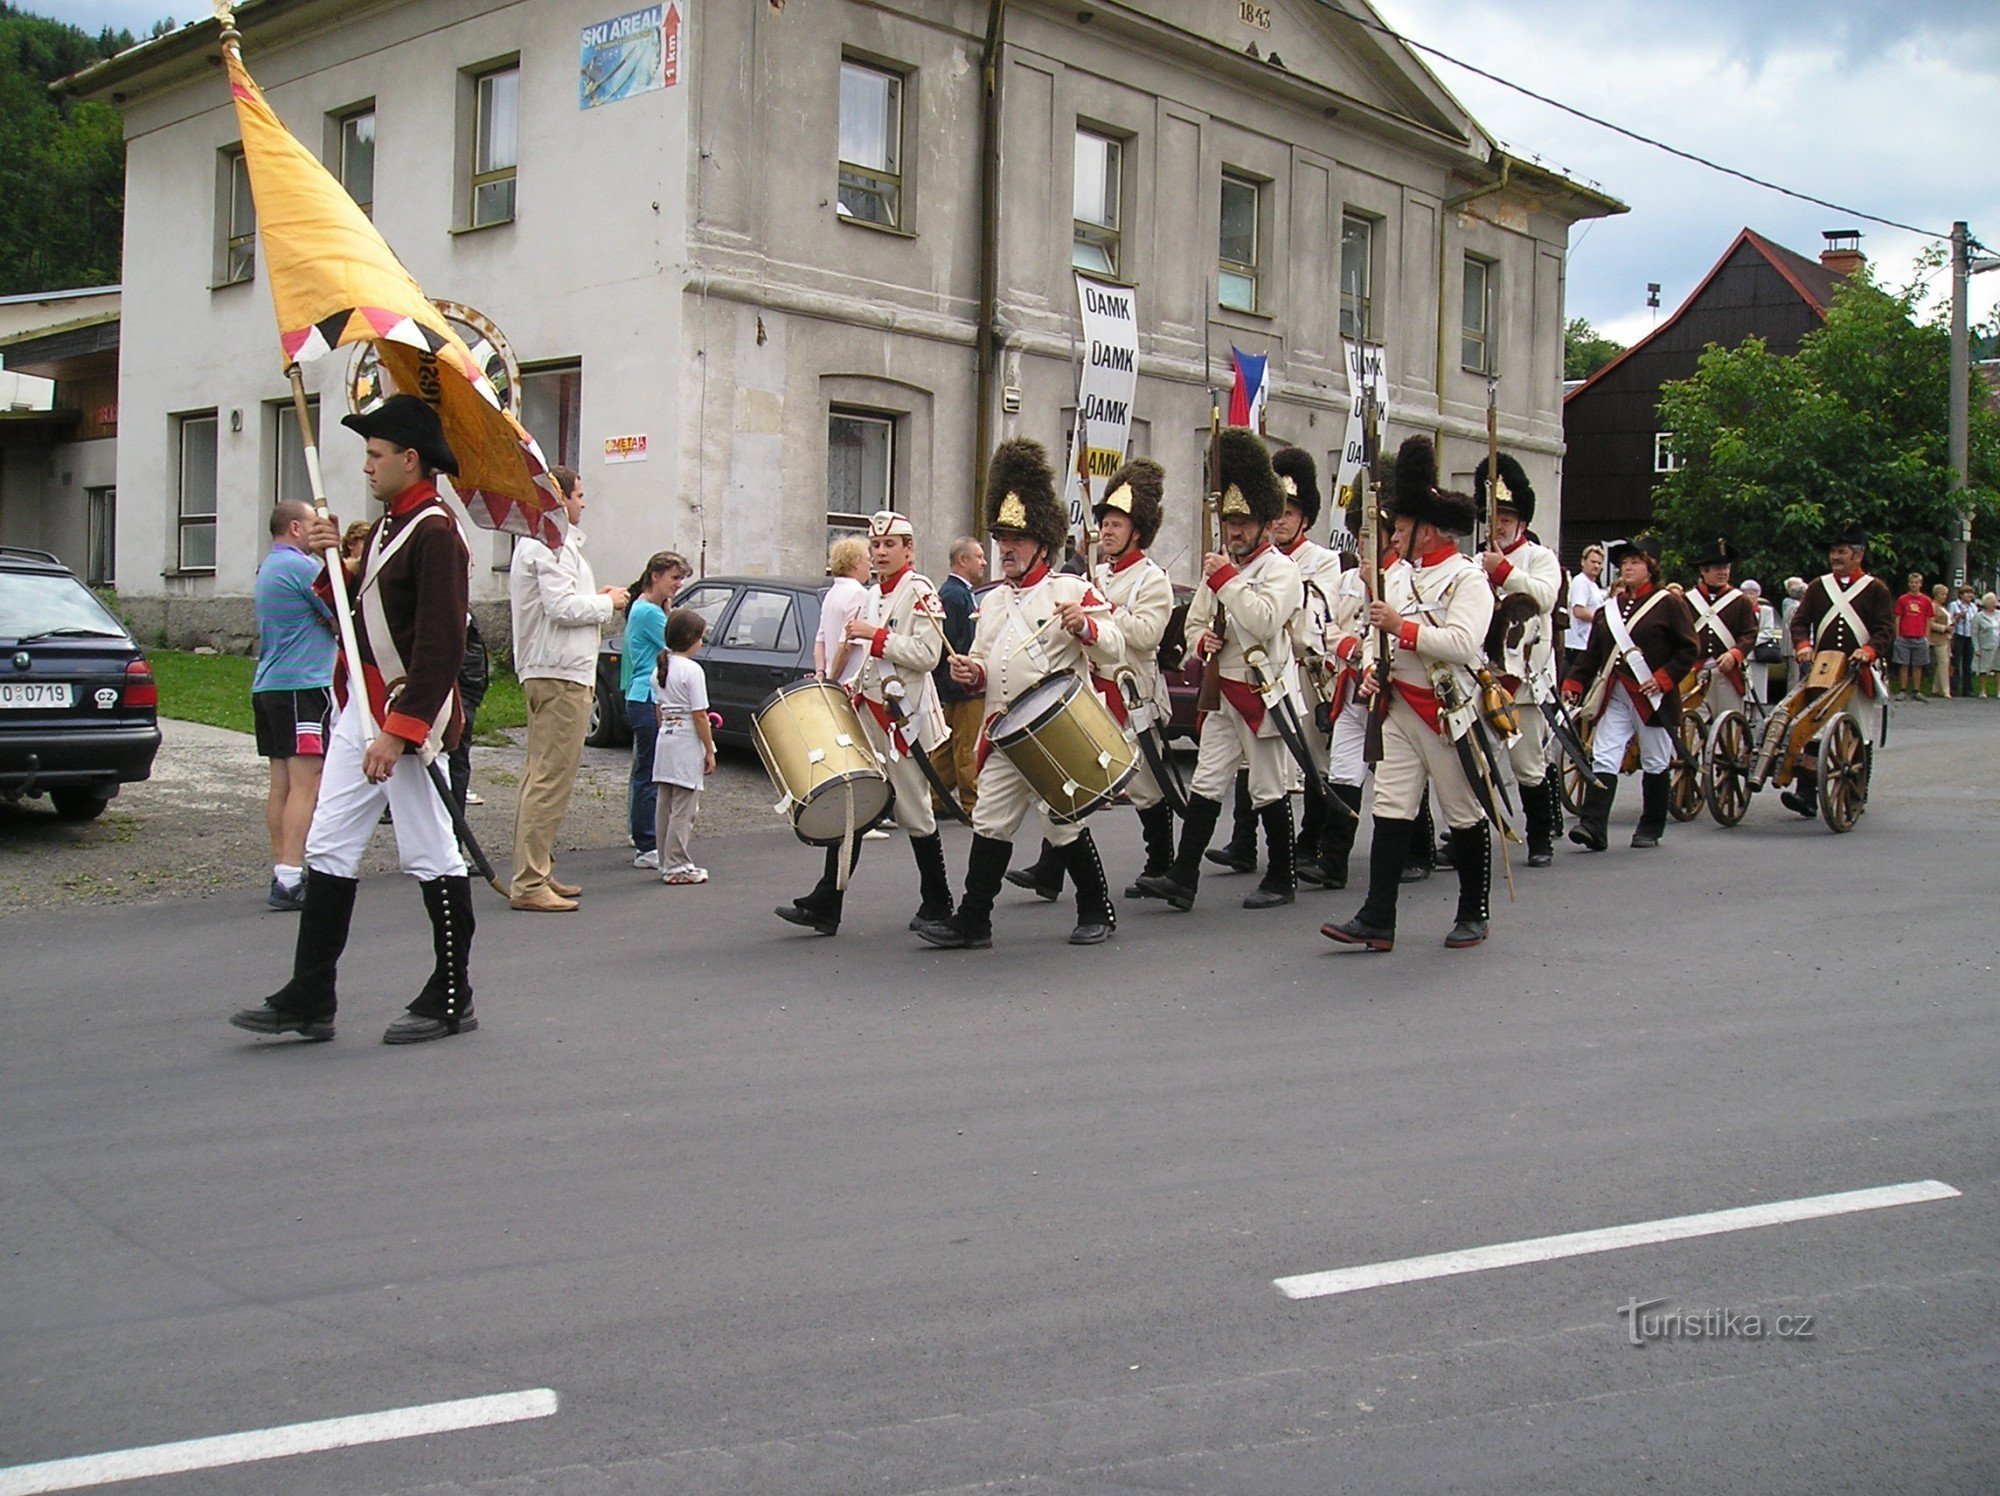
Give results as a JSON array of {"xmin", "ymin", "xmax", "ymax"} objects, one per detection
[
  {"xmin": 1522, "ymin": 772, "xmax": 1556, "ymax": 867},
  {"xmin": 1568, "ymin": 777, "xmax": 1617, "ymax": 852},
  {"xmin": 1542, "ymin": 766, "xmax": 1565, "ymax": 847},
  {"xmin": 1632, "ymin": 770, "xmax": 1670, "ymax": 848},
  {"xmin": 1402, "ymin": 798, "xmax": 1435, "ymax": 881},
  {"xmin": 916, "ymin": 834, "xmax": 1012, "ymax": 949},
  {"xmin": 387, "ymin": 875, "xmax": 478, "ymax": 1042},
  {"xmin": 777, "ymin": 842, "xmax": 856, "ymax": 935},
  {"xmin": 230, "ymin": 868, "xmax": 357, "ymax": 1039},
  {"xmin": 1125, "ymin": 802, "xmax": 1177, "ymax": 899},
  {"xmin": 1206, "ymin": 769, "xmax": 1258, "ymax": 872},
  {"xmin": 1244, "ymin": 798, "xmax": 1297, "ymax": 908},
  {"xmin": 1005, "ymin": 837, "xmax": 1065, "ymax": 900},
  {"xmin": 1136, "ymin": 793, "xmax": 1222, "ymax": 911},
  {"xmin": 1299, "ymin": 777, "xmax": 1325, "ymax": 869},
  {"xmin": 1445, "ymin": 821, "xmax": 1490, "ymax": 947},
  {"xmin": 1322, "ymin": 816, "xmax": 1412, "ymax": 951},
  {"xmin": 1064, "ymin": 829, "xmax": 1116, "ymax": 945},
  {"xmin": 1303, "ymin": 780, "xmax": 1363, "ymax": 889},
  {"xmin": 909, "ymin": 832, "xmax": 955, "ymax": 928}
]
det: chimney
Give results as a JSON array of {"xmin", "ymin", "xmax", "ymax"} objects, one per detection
[{"xmin": 1821, "ymin": 228, "xmax": 1865, "ymax": 277}]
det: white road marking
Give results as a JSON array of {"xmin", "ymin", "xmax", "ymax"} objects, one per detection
[
  {"xmin": 0, "ymin": 1388, "xmax": 559, "ymax": 1495},
  {"xmin": 1274, "ymin": 1179, "xmax": 1961, "ymax": 1301}
]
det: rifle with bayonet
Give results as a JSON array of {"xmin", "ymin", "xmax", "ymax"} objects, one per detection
[
  {"xmin": 1358, "ymin": 385, "xmax": 1391, "ymax": 766},
  {"xmin": 1195, "ymin": 398, "xmax": 1225, "ymax": 715}
]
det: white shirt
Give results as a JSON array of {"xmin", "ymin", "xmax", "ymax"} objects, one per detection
[
  {"xmin": 1566, "ymin": 570, "xmax": 1608, "ymax": 651},
  {"xmin": 817, "ymin": 575, "xmax": 870, "ymax": 687}
]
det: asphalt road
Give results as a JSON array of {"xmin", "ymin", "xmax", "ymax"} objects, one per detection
[{"xmin": 3, "ymin": 705, "xmax": 1996, "ymax": 1493}]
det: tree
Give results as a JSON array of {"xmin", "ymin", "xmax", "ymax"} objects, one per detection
[
  {"xmin": 1564, "ymin": 317, "xmax": 1623, "ymax": 382},
  {"xmin": 1650, "ymin": 262, "xmax": 2000, "ymax": 588}
]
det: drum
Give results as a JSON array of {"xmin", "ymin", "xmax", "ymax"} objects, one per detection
[
  {"xmin": 750, "ymin": 679, "xmax": 891, "ymax": 846},
  {"xmin": 988, "ymin": 672, "xmax": 1138, "ymax": 824}
]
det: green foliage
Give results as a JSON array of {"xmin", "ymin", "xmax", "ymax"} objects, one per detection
[
  {"xmin": 1564, "ymin": 317, "xmax": 1624, "ymax": 382},
  {"xmin": 1651, "ymin": 265, "xmax": 2000, "ymax": 587},
  {"xmin": 0, "ymin": 4, "xmax": 144, "ymax": 295}
]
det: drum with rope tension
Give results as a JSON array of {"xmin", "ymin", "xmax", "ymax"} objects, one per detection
[
  {"xmin": 987, "ymin": 671, "xmax": 1138, "ymax": 824},
  {"xmin": 751, "ymin": 679, "xmax": 891, "ymax": 845}
]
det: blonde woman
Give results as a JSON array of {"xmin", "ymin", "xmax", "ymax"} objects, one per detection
[
  {"xmin": 1927, "ymin": 582, "xmax": 1954, "ymax": 697},
  {"xmin": 1974, "ymin": 594, "xmax": 2000, "ymax": 698},
  {"xmin": 816, "ymin": 535, "xmax": 871, "ymax": 686}
]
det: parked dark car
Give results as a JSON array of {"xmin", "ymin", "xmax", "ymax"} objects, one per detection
[
  {"xmin": 587, "ymin": 575, "xmax": 831, "ymax": 749},
  {"xmin": 0, "ymin": 547, "xmax": 161, "ymax": 819}
]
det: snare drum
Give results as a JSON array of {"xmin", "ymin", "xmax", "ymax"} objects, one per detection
[
  {"xmin": 987, "ymin": 671, "xmax": 1138, "ymax": 824},
  {"xmin": 751, "ymin": 679, "xmax": 892, "ymax": 845}
]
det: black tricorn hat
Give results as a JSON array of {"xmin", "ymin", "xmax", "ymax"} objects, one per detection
[
  {"xmin": 1827, "ymin": 520, "xmax": 1870, "ymax": 552},
  {"xmin": 985, "ymin": 438, "xmax": 1067, "ymax": 554},
  {"xmin": 1607, "ymin": 534, "xmax": 1663, "ymax": 568},
  {"xmin": 1385, "ymin": 435, "xmax": 1477, "ymax": 537},
  {"xmin": 1215, "ymin": 426, "xmax": 1283, "ymax": 526},
  {"xmin": 1474, "ymin": 452, "xmax": 1535, "ymax": 523},
  {"xmin": 1693, "ymin": 535, "xmax": 1735, "ymax": 570},
  {"xmin": 342, "ymin": 393, "xmax": 459, "ymax": 477},
  {"xmin": 1270, "ymin": 445, "xmax": 1321, "ymax": 526},
  {"xmin": 1095, "ymin": 457, "xmax": 1165, "ymax": 548}
]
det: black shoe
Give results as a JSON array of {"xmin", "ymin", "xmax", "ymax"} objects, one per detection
[
  {"xmin": 1004, "ymin": 868, "xmax": 1061, "ymax": 901},
  {"xmin": 266, "ymin": 876, "xmax": 306, "ymax": 911},
  {"xmin": 1630, "ymin": 828, "xmax": 1659, "ymax": 849},
  {"xmin": 384, "ymin": 1012, "xmax": 478, "ymax": 1044},
  {"xmin": 1444, "ymin": 919, "xmax": 1489, "ymax": 948},
  {"xmin": 914, "ymin": 918, "xmax": 992, "ymax": 950},
  {"xmin": 1527, "ymin": 849, "xmax": 1554, "ymax": 868},
  {"xmin": 1133, "ymin": 871, "xmax": 1197, "ymax": 911},
  {"xmin": 1124, "ymin": 877, "xmax": 1160, "ymax": 900},
  {"xmin": 1243, "ymin": 885, "xmax": 1295, "ymax": 909},
  {"xmin": 1069, "ymin": 922, "xmax": 1111, "ymax": 946},
  {"xmin": 776, "ymin": 903, "xmax": 839, "ymax": 936},
  {"xmin": 1204, "ymin": 848, "xmax": 1256, "ymax": 873},
  {"xmin": 228, "ymin": 1004, "xmax": 335, "ymax": 1041},
  {"xmin": 1780, "ymin": 788, "xmax": 1815, "ymax": 817},
  {"xmin": 1321, "ymin": 917, "xmax": 1394, "ymax": 951},
  {"xmin": 1399, "ymin": 861, "xmax": 1433, "ymax": 883}
]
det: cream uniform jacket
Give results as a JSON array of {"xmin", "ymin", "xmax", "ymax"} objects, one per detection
[
  {"xmin": 1366, "ymin": 547, "xmax": 1495, "ymax": 724},
  {"xmin": 1091, "ymin": 551, "xmax": 1175, "ymax": 717},
  {"xmin": 970, "ymin": 565, "xmax": 1126, "ymax": 717},
  {"xmin": 1282, "ymin": 536, "xmax": 1341, "ymax": 703},
  {"xmin": 1487, "ymin": 535, "xmax": 1563, "ymax": 690},
  {"xmin": 851, "ymin": 567, "xmax": 949, "ymax": 754},
  {"xmin": 1185, "ymin": 544, "xmax": 1305, "ymax": 738}
]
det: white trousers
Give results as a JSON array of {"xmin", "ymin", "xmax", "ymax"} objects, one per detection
[
  {"xmin": 305, "ymin": 693, "xmax": 466, "ymax": 881},
  {"xmin": 972, "ymin": 751, "xmax": 1082, "ymax": 846},
  {"xmin": 1369, "ymin": 698, "xmax": 1484, "ymax": 829},
  {"xmin": 1591, "ymin": 684, "xmax": 1672, "ymax": 777},
  {"xmin": 1505, "ymin": 694, "xmax": 1549, "ymax": 783},
  {"xmin": 1329, "ymin": 697, "xmax": 1369, "ymax": 787},
  {"xmin": 857, "ymin": 711, "xmax": 938, "ymax": 837},
  {"xmin": 1190, "ymin": 700, "xmax": 1291, "ymax": 807}
]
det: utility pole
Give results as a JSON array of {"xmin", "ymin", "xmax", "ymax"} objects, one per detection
[{"xmin": 1949, "ymin": 221, "xmax": 2000, "ymax": 584}]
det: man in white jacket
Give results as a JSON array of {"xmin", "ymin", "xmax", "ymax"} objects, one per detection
[{"xmin": 508, "ymin": 466, "xmax": 628, "ymax": 911}]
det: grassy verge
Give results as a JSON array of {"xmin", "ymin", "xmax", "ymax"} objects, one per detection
[{"xmin": 149, "ymin": 649, "xmax": 529, "ymax": 742}]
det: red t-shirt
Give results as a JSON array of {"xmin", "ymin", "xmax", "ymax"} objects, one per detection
[{"xmin": 1896, "ymin": 592, "xmax": 1934, "ymax": 638}]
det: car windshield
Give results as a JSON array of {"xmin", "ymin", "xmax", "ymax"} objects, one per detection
[{"xmin": 0, "ymin": 571, "xmax": 131, "ymax": 643}]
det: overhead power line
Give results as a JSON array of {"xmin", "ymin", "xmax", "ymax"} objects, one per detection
[{"xmin": 1314, "ymin": 0, "xmax": 1952, "ymax": 242}]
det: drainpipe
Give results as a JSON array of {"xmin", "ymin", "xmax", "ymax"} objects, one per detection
[
  {"xmin": 972, "ymin": 0, "xmax": 1008, "ymax": 537},
  {"xmin": 1437, "ymin": 154, "xmax": 1510, "ymax": 425}
]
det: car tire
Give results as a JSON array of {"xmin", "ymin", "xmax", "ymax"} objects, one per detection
[
  {"xmin": 584, "ymin": 682, "xmax": 629, "ymax": 748},
  {"xmin": 51, "ymin": 788, "xmax": 111, "ymax": 821}
]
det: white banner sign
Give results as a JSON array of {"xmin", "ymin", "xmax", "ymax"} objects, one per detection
[
  {"xmin": 1333, "ymin": 339, "xmax": 1388, "ymax": 547},
  {"xmin": 1061, "ymin": 272, "xmax": 1139, "ymax": 545}
]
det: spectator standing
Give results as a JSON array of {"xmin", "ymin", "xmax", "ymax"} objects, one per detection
[
  {"xmin": 447, "ymin": 613, "xmax": 489, "ymax": 812},
  {"xmin": 1975, "ymin": 593, "xmax": 2000, "ymax": 698},
  {"xmin": 1565, "ymin": 543, "xmax": 1607, "ymax": 677},
  {"xmin": 507, "ymin": 466, "xmax": 629, "ymax": 911},
  {"xmin": 816, "ymin": 536, "xmax": 871, "ymax": 685},
  {"xmin": 623, "ymin": 551, "xmax": 691, "ymax": 869},
  {"xmin": 652, "ymin": 608, "xmax": 716, "ymax": 884},
  {"xmin": 253, "ymin": 500, "xmax": 338, "ymax": 910},
  {"xmin": 1777, "ymin": 577, "xmax": 1807, "ymax": 699},
  {"xmin": 1951, "ymin": 584, "xmax": 1978, "ymax": 697},
  {"xmin": 1892, "ymin": 572, "xmax": 1933, "ymax": 701},
  {"xmin": 1926, "ymin": 583, "xmax": 1955, "ymax": 697},
  {"xmin": 930, "ymin": 535, "xmax": 986, "ymax": 813},
  {"xmin": 1740, "ymin": 579, "xmax": 1779, "ymax": 706}
]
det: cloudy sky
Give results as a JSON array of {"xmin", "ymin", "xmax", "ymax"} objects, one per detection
[{"xmin": 37, "ymin": 0, "xmax": 2000, "ymax": 348}]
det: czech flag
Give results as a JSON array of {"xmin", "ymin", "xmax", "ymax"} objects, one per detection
[{"xmin": 1228, "ymin": 347, "xmax": 1268, "ymax": 431}]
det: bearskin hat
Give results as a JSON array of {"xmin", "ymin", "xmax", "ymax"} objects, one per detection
[
  {"xmin": 1270, "ymin": 445, "xmax": 1322, "ymax": 527},
  {"xmin": 1474, "ymin": 452, "xmax": 1535, "ymax": 524},
  {"xmin": 1215, "ymin": 426, "xmax": 1283, "ymax": 526},
  {"xmin": 1385, "ymin": 434, "xmax": 1477, "ymax": 537},
  {"xmin": 984, "ymin": 438, "xmax": 1067, "ymax": 554},
  {"xmin": 1095, "ymin": 457, "xmax": 1165, "ymax": 548},
  {"xmin": 1693, "ymin": 535, "xmax": 1734, "ymax": 570}
]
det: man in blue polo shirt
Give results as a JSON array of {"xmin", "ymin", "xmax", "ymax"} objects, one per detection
[{"xmin": 253, "ymin": 500, "xmax": 337, "ymax": 909}]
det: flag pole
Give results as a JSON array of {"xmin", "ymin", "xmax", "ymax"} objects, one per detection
[{"xmin": 284, "ymin": 363, "xmax": 377, "ymax": 740}]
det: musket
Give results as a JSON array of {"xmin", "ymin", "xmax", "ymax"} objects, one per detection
[
  {"xmin": 1195, "ymin": 398, "xmax": 1226, "ymax": 714},
  {"xmin": 1244, "ymin": 646, "xmax": 1355, "ymax": 824},
  {"xmin": 1358, "ymin": 384, "xmax": 1392, "ymax": 766}
]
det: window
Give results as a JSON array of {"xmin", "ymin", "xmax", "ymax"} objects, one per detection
[
  {"xmin": 1461, "ymin": 255, "xmax": 1493, "ymax": 373},
  {"xmin": 837, "ymin": 59, "xmax": 903, "ymax": 228},
  {"xmin": 177, "ymin": 413, "xmax": 219, "ymax": 572},
  {"xmin": 1339, "ymin": 214, "xmax": 1374, "ymax": 341},
  {"xmin": 519, "ymin": 363, "xmax": 583, "ymax": 471},
  {"xmin": 1218, "ymin": 173, "xmax": 1260, "ymax": 312},
  {"xmin": 337, "ymin": 106, "xmax": 375, "ymax": 216},
  {"xmin": 272, "ymin": 398, "xmax": 318, "ymax": 505},
  {"xmin": 470, "ymin": 64, "xmax": 519, "ymax": 227},
  {"xmin": 216, "ymin": 147, "xmax": 255, "ymax": 286},
  {"xmin": 1072, "ymin": 128, "xmax": 1122, "ymax": 276},
  {"xmin": 86, "ymin": 487, "xmax": 116, "ymax": 587},
  {"xmin": 1654, "ymin": 432, "xmax": 1683, "ymax": 473},
  {"xmin": 722, "ymin": 589, "xmax": 803, "ymax": 653},
  {"xmin": 827, "ymin": 408, "xmax": 894, "ymax": 547},
  {"xmin": 673, "ymin": 583, "xmax": 735, "ymax": 636}
]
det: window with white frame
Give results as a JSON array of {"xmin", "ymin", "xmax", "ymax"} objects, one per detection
[
  {"xmin": 272, "ymin": 398, "xmax": 318, "ymax": 506},
  {"xmin": 1072, "ymin": 128, "xmax": 1122, "ymax": 277},
  {"xmin": 216, "ymin": 147, "xmax": 255, "ymax": 286},
  {"xmin": 1218, "ymin": 172, "xmax": 1260, "ymax": 313},
  {"xmin": 336, "ymin": 105, "xmax": 375, "ymax": 217},
  {"xmin": 86, "ymin": 487, "xmax": 116, "ymax": 587},
  {"xmin": 1339, "ymin": 213, "xmax": 1375, "ymax": 341},
  {"xmin": 469, "ymin": 63, "xmax": 519, "ymax": 228},
  {"xmin": 837, "ymin": 59, "xmax": 904, "ymax": 228},
  {"xmin": 1461, "ymin": 254, "xmax": 1494, "ymax": 373},
  {"xmin": 1654, "ymin": 432, "xmax": 1683, "ymax": 473},
  {"xmin": 827, "ymin": 408, "xmax": 895, "ymax": 549},
  {"xmin": 177, "ymin": 413, "xmax": 219, "ymax": 572}
]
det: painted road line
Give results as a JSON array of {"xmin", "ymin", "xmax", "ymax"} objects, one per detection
[
  {"xmin": 1274, "ymin": 1179, "xmax": 1961, "ymax": 1301},
  {"xmin": 0, "ymin": 1388, "xmax": 559, "ymax": 1496}
]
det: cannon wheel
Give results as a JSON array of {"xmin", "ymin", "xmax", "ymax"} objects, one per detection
[
  {"xmin": 1817, "ymin": 715, "xmax": 1868, "ymax": 832},
  {"xmin": 1559, "ymin": 721, "xmax": 1595, "ymax": 817},
  {"xmin": 1669, "ymin": 715, "xmax": 1706, "ymax": 822},
  {"xmin": 1704, "ymin": 711, "xmax": 1755, "ymax": 827}
]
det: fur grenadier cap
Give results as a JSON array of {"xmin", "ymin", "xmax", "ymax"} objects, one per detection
[
  {"xmin": 1215, "ymin": 426, "xmax": 1283, "ymax": 525},
  {"xmin": 984, "ymin": 438, "xmax": 1067, "ymax": 553},
  {"xmin": 1475, "ymin": 452, "xmax": 1535, "ymax": 523},
  {"xmin": 1693, "ymin": 535, "xmax": 1734, "ymax": 570},
  {"xmin": 1270, "ymin": 445, "xmax": 1321, "ymax": 526},
  {"xmin": 1385, "ymin": 434, "xmax": 1477, "ymax": 537},
  {"xmin": 1095, "ymin": 457, "xmax": 1165, "ymax": 548}
]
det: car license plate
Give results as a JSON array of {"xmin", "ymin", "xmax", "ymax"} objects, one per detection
[{"xmin": 0, "ymin": 681, "xmax": 74, "ymax": 709}]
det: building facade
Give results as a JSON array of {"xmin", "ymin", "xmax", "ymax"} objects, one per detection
[
  {"xmin": 0, "ymin": 287, "xmax": 122, "ymax": 589},
  {"xmin": 68, "ymin": 0, "xmax": 1620, "ymax": 649}
]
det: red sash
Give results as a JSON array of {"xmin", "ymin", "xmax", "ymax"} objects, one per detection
[
  {"xmin": 1391, "ymin": 679, "xmax": 1443, "ymax": 734},
  {"xmin": 1090, "ymin": 674, "xmax": 1129, "ymax": 726},
  {"xmin": 1217, "ymin": 677, "xmax": 1266, "ymax": 732}
]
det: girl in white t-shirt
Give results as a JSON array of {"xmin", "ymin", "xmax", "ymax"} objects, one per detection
[{"xmin": 652, "ymin": 608, "xmax": 716, "ymax": 885}]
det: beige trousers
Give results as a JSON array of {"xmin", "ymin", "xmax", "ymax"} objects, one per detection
[
  {"xmin": 933, "ymin": 697, "xmax": 984, "ymax": 809},
  {"xmin": 654, "ymin": 783, "xmax": 700, "ymax": 871},
  {"xmin": 510, "ymin": 677, "xmax": 591, "ymax": 898},
  {"xmin": 1370, "ymin": 696, "xmax": 1484, "ymax": 829},
  {"xmin": 1189, "ymin": 699, "xmax": 1291, "ymax": 807}
]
